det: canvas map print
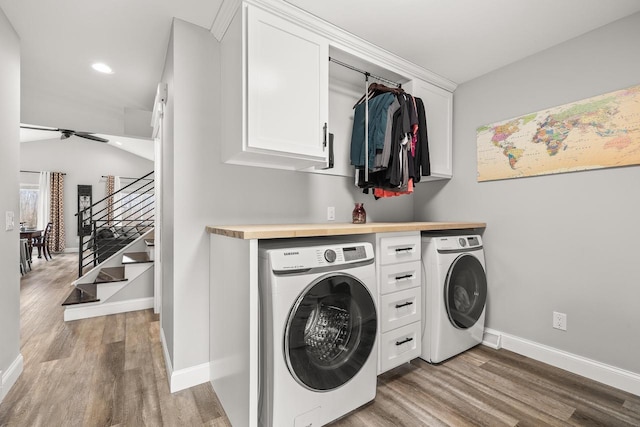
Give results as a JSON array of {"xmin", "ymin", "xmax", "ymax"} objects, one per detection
[{"xmin": 476, "ymin": 84, "xmax": 640, "ymax": 182}]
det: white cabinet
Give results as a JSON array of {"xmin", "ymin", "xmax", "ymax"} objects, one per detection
[
  {"xmin": 406, "ymin": 79, "xmax": 453, "ymax": 179},
  {"xmin": 218, "ymin": 0, "xmax": 456, "ymax": 176},
  {"xmin": 376, "ymin": 231, "xmax": 422, "ymax": 374},
  {"xmin": 221, "ymin": 3, "xmax": 329, "ymax": 170}
]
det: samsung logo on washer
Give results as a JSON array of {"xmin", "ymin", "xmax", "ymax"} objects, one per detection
[{"xmin": 283, "ymin": 251, "xmax": 299, "ymax": 256}]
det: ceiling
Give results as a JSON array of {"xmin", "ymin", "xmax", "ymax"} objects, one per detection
[
  {"xmin": 19, "ymin": 125, "xmax": 155, "ymax": 160},
  {"xmin": 3, "ymin": 0, "xmax": 640, "ymax": 152}
]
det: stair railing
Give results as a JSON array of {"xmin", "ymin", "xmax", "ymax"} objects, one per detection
[{"xmin": 76, "ymin": 171, "xmax": 155, "ymax": 277}]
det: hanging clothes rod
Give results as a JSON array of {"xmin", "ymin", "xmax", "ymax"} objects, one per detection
[{"xmin": 329, "ymin": 57, "xmax": 402, "ymax": 88}]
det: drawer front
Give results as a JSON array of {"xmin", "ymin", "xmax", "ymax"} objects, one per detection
[
  {"xmin": 379, "ymin": 261, "xmax": 422, "ymax": 295},
  {"xmin": 379, "ymin": 287, "xmax": 421, "ymax": 333},
  {"xmin": 379, "ymin": 234, "xmax": 421, "ymax": 265},
  {"xmin": 379, "ymin": 321, "xmax": 421, "ymax": 374}
]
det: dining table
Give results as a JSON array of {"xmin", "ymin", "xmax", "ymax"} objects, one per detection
[{"xmin": 20, "ymin": 229, "xmax": 42, "ymax": 261}]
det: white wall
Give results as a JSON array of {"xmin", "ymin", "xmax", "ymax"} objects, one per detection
[
  {"xmin": 161, "ymin": 18, "xmax": 414, "ymax": 375},
  {"xmin": 20, "ymin": 138, "xmax": 153, "ymax": 250},
  {"xmin": 414, "ymin": 12, "xmax": 640, "ymax": 375},
  {"xmin": 160, "ymin": 26, "xmax": 176, "ymax": 364},
  {"xmin": 0, "ymin": 6, "xmax": 21, "ymax": 402}
]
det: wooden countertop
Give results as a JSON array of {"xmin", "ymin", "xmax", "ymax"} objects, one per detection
[{"xmin": 206, "ymin": 221, "xmax": 486, "ymax": 240}]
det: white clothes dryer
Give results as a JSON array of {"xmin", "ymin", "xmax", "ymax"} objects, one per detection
[
  {"xmin": 420, "ymin": 235, "xmax": 487, "ymax": 364},
  {"xmin": 259, "ymin": 240, "xmax": 378, "ymax": 427}
]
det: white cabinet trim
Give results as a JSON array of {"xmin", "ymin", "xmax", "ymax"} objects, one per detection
[{"xmin": 212, "ymin": 0, "xmax": 457, "ymax": 93}]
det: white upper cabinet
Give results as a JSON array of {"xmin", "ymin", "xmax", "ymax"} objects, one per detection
[
  {"xmin": 221, "ymin": 3, "xmax": 329, "ymax": 170},
  {"xmin": 217, "ymin": 0, "xmax": 456, "ymax": 176},
  {"xmin": 405, "ymin": 79, "xmax": 453, "ymax": 180}
]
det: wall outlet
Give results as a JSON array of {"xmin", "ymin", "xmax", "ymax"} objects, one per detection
[
  {"xmin": 553, "ymin": 311, "xmax": 567, "ymax": 331},
  {"xmin": 327, "ymin": 206, "xmax": 335, "ymax": 221}
]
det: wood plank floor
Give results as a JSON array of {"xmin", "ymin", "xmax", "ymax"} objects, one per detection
[
  {"xmin": 2, "ymin": 254, "xmax": 639, "ymax": 426},
  {"xmin": 0, "ymin": 254, "xmax": 230, "ymax": 427}
]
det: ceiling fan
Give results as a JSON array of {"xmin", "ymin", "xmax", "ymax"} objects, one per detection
[{"xmin": 20, "ymin": 125, "xmax": 109, "ymax": 143}]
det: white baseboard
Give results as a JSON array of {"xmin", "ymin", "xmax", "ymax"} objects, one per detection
[
  {"xmin": 160, "ymin": 327, "xmax": 210, "ymax": 393},
  {"xmin": 170, "ymin": 362, "xmax": 211, "ymax": 393},
  {"xmin": 1, "ymin": 353, "xmax": 24, "ymax": 403},
  {"xmin": 63, "ymin": 247, "xmax": 79, "ymax": 253},
  {"xmin": 484, "ymin": 328, "xmax": 640, "ymax": 396},
  {"xmin": 63, "ymin": 297, "xmax": 154, "ymax": 321},
  {"xmin": 160, "ymin": 327, "xmax": 174, "ymax": 390}
]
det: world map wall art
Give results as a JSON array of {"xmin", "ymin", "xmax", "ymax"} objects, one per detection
[{"xmin": 476, "ymin": 83, "xmax": 640, "ymax": 182}]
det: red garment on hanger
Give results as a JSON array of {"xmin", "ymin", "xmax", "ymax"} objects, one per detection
[{"xmin": 373, "ymin": 179, "xmax": 414, "ymax": 198}]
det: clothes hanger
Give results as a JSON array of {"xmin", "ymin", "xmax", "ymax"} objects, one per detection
[{"xmin": 353, "ymin": 83, "xmax": 404, "ymax": 108}]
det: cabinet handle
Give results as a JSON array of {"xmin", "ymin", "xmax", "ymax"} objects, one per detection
[
  {"xmin": 322, "ymin": 122, "xmax": 327, "ymax": 150},
  {"xmin": 395, "ymin": 337, "xmax": 414, "ymax": 346},
  {"xmin": 395, "ymin": 247, "xmax": 413, "ymax": 253},
  {"xmin": 395, "ymin": 274, "xmax": 413, "ymax": 281},
  {"xmin": 395, "ymin": 301, "xmax": 414, "ymax": 309}
]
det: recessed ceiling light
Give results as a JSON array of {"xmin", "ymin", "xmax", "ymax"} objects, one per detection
[
  {"xmin": 91, "ymin": 62, "xmax": 113, "ymax": 74},
  {"xmin": 114, "ymin": 141, "xmax": 123, "ymax": 146}
]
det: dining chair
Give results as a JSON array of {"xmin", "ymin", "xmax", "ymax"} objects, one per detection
[
  {"xmin": 33, "ymin": 222, "xmax": 53, "ymax": 261},
  {"xmin": 20, "ymin": 238, "xmax": 31, "ymax": 274}
]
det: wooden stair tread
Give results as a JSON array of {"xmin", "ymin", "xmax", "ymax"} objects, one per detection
[
  {"xmin": 144, "ymin": 239, "xmax": 155, "ymax": 247},
  {"xmin": 62, "ymin": 284, "xmax": 100, "ymax": 306},
  {"xmin": 122, "ymin": 252, "xmax": 153, "ymax": 264},
  {"xmin": 94, "ymin": 266, "xmax": 127, "ymax": 283}
]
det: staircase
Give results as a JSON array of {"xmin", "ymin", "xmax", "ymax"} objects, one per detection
[{"xmin": 63, "ymin": 172, "xmax": 155, "ymax": 321}]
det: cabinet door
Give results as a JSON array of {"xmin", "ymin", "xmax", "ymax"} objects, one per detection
[
  {"xmin": 246, "ymin": 5, "xmax": 329, "ymax": 161},
  {"xmin": 407, "ymin": 79, "xmax": 453, "ymax": 179}
]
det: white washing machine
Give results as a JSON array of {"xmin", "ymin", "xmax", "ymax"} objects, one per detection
[
  {"xmin": 259, "ymin": 240, "xmax": 378, "ymax": 427},
  {"xmin": 420, "ymin": 235, "xmax": 487, "ymax": 364}
]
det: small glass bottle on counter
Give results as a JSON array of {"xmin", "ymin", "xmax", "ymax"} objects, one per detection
[{"xmin": 352, "ymin": 203, "xmax": 366, "ymax": 224}]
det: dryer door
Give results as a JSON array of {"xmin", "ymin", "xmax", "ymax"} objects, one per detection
[
  {"xmin": 444, "ymin": 253, "xmax": 487, "ymax": 329},
  {"xmin": 285, "ymin": 273, "xmax": 377, "ymax": 391}
]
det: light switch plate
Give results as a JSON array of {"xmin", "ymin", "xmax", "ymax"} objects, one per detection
[{"xmin": 5, "ymin": 211, "xmax": 15, "ymax": 231}]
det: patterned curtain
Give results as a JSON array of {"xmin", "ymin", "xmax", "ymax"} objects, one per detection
[
  {"xmin": 106, "ymin": 175, "xmax": 115, "ymax": 225},
  {"xmin": 49, "ymin": 172, "xmax": 66, "ymax": 253}
]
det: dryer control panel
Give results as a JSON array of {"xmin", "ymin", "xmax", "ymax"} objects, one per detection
[{"xmin": 433, "ymin": 235, "xmax": 483, "ymax": 251}]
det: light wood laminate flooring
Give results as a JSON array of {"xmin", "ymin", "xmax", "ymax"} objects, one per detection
[
  {"xmin": 2, "ymin": 254, "xmax": 639, "ymax": 426},
  {"xmin": 0, "ymin": 254, "xmax": 230, "ymax": 426}
]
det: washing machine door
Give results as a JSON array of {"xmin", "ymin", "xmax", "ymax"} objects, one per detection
[
  {"xmin": 285, "ymin": 273, "xmax": 377, "ymax": 391},
  {"xmin": 444, "ymin": 253, "xmax": 487, "ymax": 329}
]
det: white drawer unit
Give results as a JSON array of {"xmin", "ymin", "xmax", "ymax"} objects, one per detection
[
  {"xmin": 379, "ymin": 321, "xmax": 422, "ymax": 373},
  {"xmin": 379, "ymin": 261, "xmax": 421, "ymax": 295},
  {"xmin": 379, "ymin": 286, "xmax": 421, "ymax": 333},
  {"xmin": 378, "ymin": 233, "xmax": 421, "ymax": 265},
  {"xmin": 375, "ymin": 231, "xmax": 422, "ymax": 374}
]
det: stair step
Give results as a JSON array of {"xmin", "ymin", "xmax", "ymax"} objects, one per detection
[
  {"xmin": 122, "ymin": 252, "xmax": 153, "ymax": 264},
  {"xmin": 144, "ymin": 239, "xmax": 155, "ymax": 247},
  {"xmin": 94, "ymin": 266, "xmax": 127, "ymax": 283},
  {"xmin": 62, "ymin": 284, "xmax": 100, "ymax": 306}
]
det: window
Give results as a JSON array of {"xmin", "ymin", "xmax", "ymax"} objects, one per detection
[
  {"xmin": 20, "ymin": 184, "xmax": 39, "ymax": 228},
  {"xmin": 118, "ymin": 191, "xmax": 154, "ymax": 226}
]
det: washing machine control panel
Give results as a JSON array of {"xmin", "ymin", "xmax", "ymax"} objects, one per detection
[{"xmin": 268, "ymin": 243, "xmax": 374, "ymax": 272}]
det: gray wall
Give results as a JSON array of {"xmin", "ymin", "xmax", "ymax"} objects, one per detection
[
  {"xmin": 161, "ymin": 18, "xmax": 414, "ymax": 372},
  {"xmin": 20, "ymin": 138, "xmax": 153, "ymax": 250},
  {"xmin": 0, "ymin": 6, "xmax": 21, "ymax": 399},
  {"xmin": 414, "ymin": 12, "xmax": 640, "ymax": 374}
]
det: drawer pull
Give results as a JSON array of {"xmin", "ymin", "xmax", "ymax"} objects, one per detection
[
  {"xmin": 395, "ymin": 274, "xmax": 413, "ymax": 281},
  {"xmin": 395, "ymin": 337, "xmax": 414, "ymax": 346},
  {"xmin": 395, "ymin": 247, "xmax": 413, "ymax": 253},
  {"xmin": 395, "ymin": 301, "xmax": 414, "ymax": 309}
]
